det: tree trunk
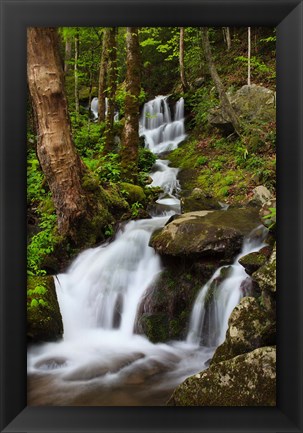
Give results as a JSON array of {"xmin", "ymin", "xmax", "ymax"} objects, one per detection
[
  {"xmin": 223, "ymin": 27, "xmax": 231, "ymax": 51},
  {"xmin": 248, "ymin": 27, "xmax": 251, "ymax": 86},
  {"xmin": 64, "ymin": 37, "xmax": 72, "ymax": 74},
  {"xmin": 98, "ymin": 28, "xmax": 109, "ymax": 123},
  {"xmin": 179, "ymin": 27, "xmax": 189, "ymax": 92},
  {"xmin": 74, "ymin": 30, "xmax": 80, "ymax": 115},
  {"xmin": 104, "ymin": 28, "xmax": 118, "ymax": 153},
  {"xmin": 121, "ymin": 27, "xmax": 141, "ymax": 183},
  {"xmin": 27, "ymin": 27, "xmax": 88, "ymax": 237},
  {"xmin": 201, "ymin": 27, "xmax": 241, "ymax": 136}
]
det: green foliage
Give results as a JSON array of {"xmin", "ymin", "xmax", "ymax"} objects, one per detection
[
  {"xmin": 131, "ymin": 201, "xmax": 143, "ymax": 217},
  {"xmin": 27, "ymin": 213, "xmax": 58, "ymax": 276},
  {"xmin": 138, "ymin": 148, "xmax": 157, "ymax": 173},
  {"xmin": 186, "ymin": 86, "xmax": 218, "ymax": 130},
  {"xmin": 195, "ymin": 156, "xmax": 208, "ymax": 167},
  {"xmin": 27, "ymin": 283, "xmax": 49, "ymax": 309},
  {"xmin": 262, "ymin": 207, "xmax": 276, "ymax": 229}
]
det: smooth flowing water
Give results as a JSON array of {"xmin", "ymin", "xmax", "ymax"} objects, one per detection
[{"xmin": 28, "ymin": 96, "xmax": 266, "ymax": 406}]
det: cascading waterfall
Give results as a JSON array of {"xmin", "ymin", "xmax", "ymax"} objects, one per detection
[
  {"xmin": 27, "ymin": 95, "xmax": 268, "ymax": 406},
  {"xmin": 140, "ymin": 95, "xmax": 186, "ymax": 154},
  {"xmin": 187, "ymin": 226, "xmax": 268, "ymax": 347}
]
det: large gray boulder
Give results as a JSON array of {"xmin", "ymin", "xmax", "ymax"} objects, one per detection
[
  {"xmin": 209, "ymin": 84, "xmax": 276, "ymax": 133},
  {"xmin": 167, "ymin": 346, "xmax": 276, "ymax": 406},
  {"xmin": 211, "ymin": 297, "xmax": 275, "ymax": 365},
  {"xmin": 150, "ymin": 207, "xmax": 261, "ymax": 259}
]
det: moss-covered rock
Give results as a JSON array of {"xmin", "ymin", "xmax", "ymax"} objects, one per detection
[
  {"xmin": 181, "ymin": 188, "xmax": 221, "ymax": 213},
  {"xmin": 252, "ymin": 243, "xmax": 276, "ymax": 293},
  {"xmin": 27, "ymin": 275, "xmax": 63, "ymax": 342},
  {"xmin": 120, "ymin": 182, "xmax": 146, "ymax": 204},
  {"xmin": 150, "ymin": 207, "xmax": 261, "ymax": 259},
  {"xmin": 238, "ymin": 251, "xmax": 267, "ymax": 275},
  {"xmin": 136, "ymin": 261, "xmax": 216, "ymax": 342},
  {"xmin": 211, "ymin": 297, "xmax": 275, "ymax": 365},
  {"xmin": 168, "ymin": 346, "xmax": 276, "ymax": 406}
]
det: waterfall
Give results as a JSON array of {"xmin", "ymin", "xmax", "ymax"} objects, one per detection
[
  {"xmin": 90, "ymin": 97, "xmax": 119, "ymax": 122},
  {"xmin": 28, "ymin": 95, "xmax": 269, "ymax": 406},
  {"xmin": 187, "ymin": 226, "xmax": 268, "ymax": 347},
  {"xmin": 55, "ymin": 217, "xmax": 167, "ymax": 340},
  {"xmin": 140, "ymin": 96, "xmax": 186, "ymax": 154}
]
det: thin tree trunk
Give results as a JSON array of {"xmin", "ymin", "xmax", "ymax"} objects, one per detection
[
  {"xmin": 121, "ymin": 27, "xmax": 141, "ymax": 183},
  {"xmin": 64, "ymin": 37, "xmax": 72, "ymax": 74},
  {"xmin": 201, "ymin": 27, "xmax": 241, "ymax": 136},
  {"xmin": 179, "ymin": 27, "xmax": 189, "ymax": 92},
  {"xmin": 104, "ymin": 28, "xmax": 118, "ymax": 153},
  {"xmin": 248, "ymin": 27, "xmax": 251, "ymax": 86},
  {"xmin": 223, "ymin": 27, "xmax": 231, "ymax": 51},
  {"xmin": 27, "ymin": 27, "xmax": 88, "ymax": 237},
  {"xmin": 98, "ymin": 28, "xmax": 109, "ymax": 123},
  {"xmin": 74, "ymin": 30, "xmax": 80, "ymax": 115}
]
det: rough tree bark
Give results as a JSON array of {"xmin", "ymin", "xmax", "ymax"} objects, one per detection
[
  {"xmin": 104, "ymin": 27, "xmax": 118, "ymax": 153},
  {"xmin": 74, "ymin": 29, "xmax": 80, "ymax": 116},
  {"xmin": 179, "ymin": 27, "xmax": 189, "ymax": 92},
  {"xmin": 98, "ymin": 28, "xmax": 110, "ymax": 123},
  {"xmin": 27, "ymin": 27, "xmax": 89, "ymax": 238},
  {"xmin": 121, "ymin": 27, "xmax": 141, "ymax": 183},
  {"xmin": 201, "ymin": 27, "xmax": 241, "ymax": 136}
]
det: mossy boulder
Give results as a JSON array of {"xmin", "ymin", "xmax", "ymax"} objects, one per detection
[
  {"xmin": 136, "ymin": 261, "xmax": 216, "ymax": 342},
  {"xmin": 238, "ymin": 251, "xmax": 267, "ymax": 275},
  {"xmin": 252, "ymin": 243, "xmax": 276, "ymax": 312},
  {"xmin": 27, "ymin": 275, "xmax": 63, "ymax": 342},
  {"xmin": 120, "ymin": 182, "xmax": 146, "ymax": 205},
  {"xmin": 150, "ymin": 207, "xmax": 261, "ymax": 259},
  {"xmin": 181, "ymin": 188, "xmax": 221, "ymax": 213},
  {"xmin": 252, "ymin": 243, "xmax": 276, "ymax": 293},
  {"xmin": 168, "ymin": 346, "xmax": 276, "ymax": 406},
  {"xmin": 209, "ymin": 85, "xmax": 276, "ymax": 133},
  {"xmin": 211, "ymin": 297, "xmax": 275, "ymax": 365}
]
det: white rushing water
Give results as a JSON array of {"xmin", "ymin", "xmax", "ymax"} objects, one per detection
[
  {"xmin": 28, "ymin": 96, "xmax": 268, "ymax": 406},
  {"xmin": 187, "ymin": 226, "xmax": 268, "ymax": 347},
  {"xmin": 91, "ymin": 97, "xmax": 119, "ymax": 122},
  {"xmin": 140, "ymin": 95, "xmax": 186, "ymax": 154}
]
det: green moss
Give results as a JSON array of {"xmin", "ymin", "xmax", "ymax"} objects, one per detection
[
  {"xmin": 27, "ymin": 275, "xmax": 63, "ymax": 342},
  {"xmin": 120, "ymin": 182, "xmax": 146, "ymax": 204}
]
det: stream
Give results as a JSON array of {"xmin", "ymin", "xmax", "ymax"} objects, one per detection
[{"xmin": 27, "ymin": 96, "xmax": 267, "ymax": 406}]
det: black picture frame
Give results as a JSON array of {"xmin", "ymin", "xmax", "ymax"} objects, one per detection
[{"xmin": 1, "ymin": 0, "xmax": 302, "ymax": 432}]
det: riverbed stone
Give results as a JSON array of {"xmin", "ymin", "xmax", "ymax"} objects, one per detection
[
  {"xmin": 150, "ymin": 207, "xmax": 261, "ymax": 259},
  {"xmin": 211, "ymin": 297, "xmax": 276, "ymax": 365},
  {"xmin": 167, "ymin": 346, "xmax": 276, "ymax": 406},
  {"xmin": 27, "ymin": 275, "xmax": 63, "ymax": 342}
]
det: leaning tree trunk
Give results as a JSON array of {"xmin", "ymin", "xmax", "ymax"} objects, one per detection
[
  {"xmin": 201, "ymin": 27, "xmax": 241, "ymax": 136},
  {"xmin": 27, "ymin": 27, "xmax": 88, "ymax": 238},
  {"xmin": 179, "ymin": 27, "xmax": 189, "ymax": 92},
  {"xmin": 98, "ymin": 28, "xmax": 110, "ymax": 123},
  {"xmin": 104, "ymin": 27, "xmax": 118, "ymax": 153},
  {"xmin": 121, "ymin": 27, "xmax": 141, "ymax": 183}
]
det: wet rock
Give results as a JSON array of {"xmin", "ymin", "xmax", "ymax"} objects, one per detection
[
  {"xmin": 253, "ymin": 243, "xmax": 276, "ymax": 294},
  {"xmin": 259, "ymin": 198, "xmax": 276, "ymax": 229},
  {"xmin": 168, "ymin": 346, "xmax": 276, "ymax": 406},
  {"xmin": 238, "ymin": 251, "xmax": 267, "ymax": 275},
  {"xmin": 27, "ymin": 275, "xmax": 63, "ymax": 342},
  {"xmin": 211, "ymin": 297, "xmax": 276, "ymax": 365},
  {"xmin": 150, "ymin": 207, "xmax": 261, "ymax": 259},
  {"xmin": 136, "ymin": 261, "xmax": 216, "ymax": 343}
]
